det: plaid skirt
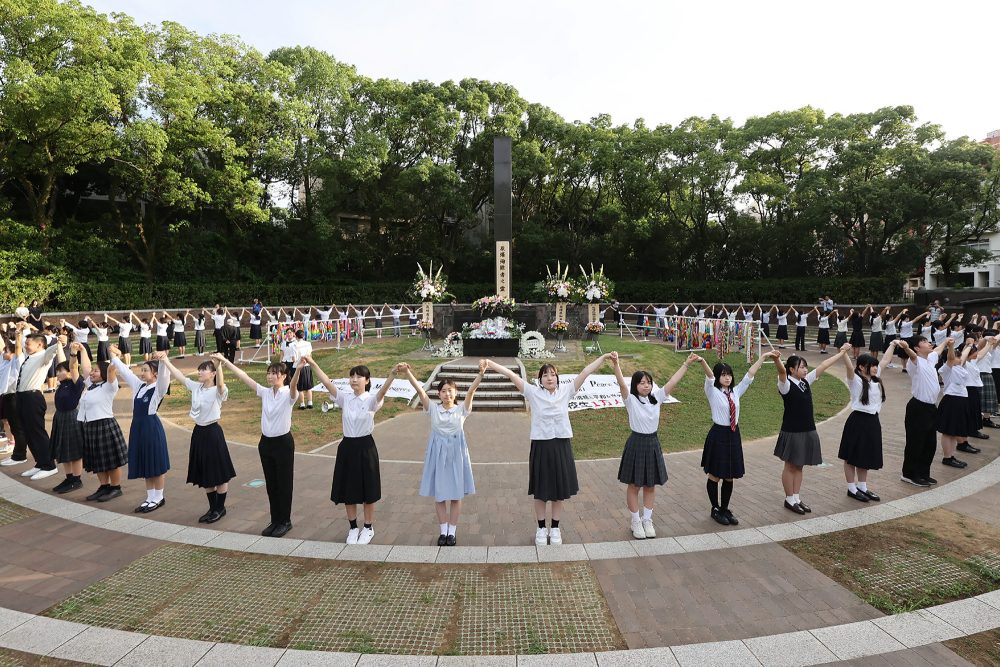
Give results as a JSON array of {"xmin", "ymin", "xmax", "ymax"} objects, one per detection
[
  {"xmin": 51, "ymin": 408, "xmax": 84, "ymax": 463},
  {"xmin": 617, "ymin": 431, "xmax": 667, "ymax": 487},
  {"xmin": 980, "ymin": 373, "xmax": 998, "ymax": 414},
  {"xmin": 82, "ymin": 418, "xmax": 128, "ymax": 473}
]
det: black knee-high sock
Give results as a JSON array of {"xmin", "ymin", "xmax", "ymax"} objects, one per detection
[
  {"xmin": 215, "ymin": 491, "xmax": 227, "ymax": 510},
  {"xmin": 206, "ymin": 490, "xmax": 218, "ymax": 510},
  {"xmin": 720, "ymin": 480, "xmax": 733, "ymax": 510},
  {"xmin": 707, "ymin": 479, "xmax": 719, "ymax": 509}
]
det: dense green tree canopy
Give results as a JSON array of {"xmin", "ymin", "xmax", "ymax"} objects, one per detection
[{"xmin": 2, "ymin": 0, "xmax": 999, "ymax": 297}]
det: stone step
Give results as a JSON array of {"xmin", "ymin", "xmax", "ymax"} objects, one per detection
[{"xmin": 428, "ymin": 390, "xmax": 523, "ymax": 400}]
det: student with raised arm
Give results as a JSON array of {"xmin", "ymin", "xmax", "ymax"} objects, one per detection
[
  {"xmin": 485, "ymin": 353, "xmax": 614, "ymax": 546},
  {"xmin": 760, "ymin": 304, "xmax": 776, "ymax": 340},
  {"xmin": 775, "ymin": 306, "xmax": 792, "ymax": 348},
  {"xmin": 76, "ymin": 342, "xmax": 128, "ymax": 501},
  {"xmin": 49, "ymin": 343, "xmax": 86, "ymax": 494},
  {"xmin": 610, "ymin": 350, "xmax": 696, "ymax": 539},
  {"xmin": 109, "ymin": 346, "xmax": 171, "ymax": 512},
  {"xmin": 160, "ymin": 355, "xmax": 235, "ymax": 524},
  {"xmin": 839, "ymin": 340, "xmax": 898, "ymax": 503},
  {"xmin": 216, "ymin": 355, "xmax": 302, "ymax": 537},
  {"xmin": 695, "ymin": 350, "xmax": 778, "ymax": 525},
  {"xmin": 771, "ymin": 343, "xmax": 851, "ymax": 515},
  {"xmin": 793, "ymin": 306, "xmax": 818, "ymax": 352},
  {"xmin": 185, "ymin": 310, "xmax": 207, "ymax": 356},
  {"xmin": 307, "ymin": 357, "xmax": 397, "ymax": 545},
  {"xmin": 399, "ymin": 360, "xmax": 486, "ymax": 546},
  {"xmin": 936, "ymin": 338, "xmax": 974, "ymax": 470},
  {"xmin": 883, "ymin": 308, "xmax": 903, "ymax": 368},
  {"xmin": 105, "ymin": 313, "xmax": 134, "ymax": 366},
  {"xmin": 134, "ymin": 313, "xmax": 153, "ymax": 361}
]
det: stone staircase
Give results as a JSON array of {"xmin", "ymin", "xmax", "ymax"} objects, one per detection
[{"xmin": 411, "ymin": 359, "xmax": 526, "ymax": 411}]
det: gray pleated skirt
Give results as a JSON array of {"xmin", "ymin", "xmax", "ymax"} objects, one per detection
[{"xmin": 773, "ymin": 430, "xmax": 822, "ymax": 466}]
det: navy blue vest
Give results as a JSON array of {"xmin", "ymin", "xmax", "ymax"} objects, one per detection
[{"xmin": 780, "ymin": 380, "xmax": 816, "ymax": 433}]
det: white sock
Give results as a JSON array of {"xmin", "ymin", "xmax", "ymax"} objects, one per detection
[
  {"xmin": 642, "ymin": 508, "xmax": 653, "ymax": 521},
  {"xmin": 629, "ymin": 511, "xmax": 640, "ymax": 522},
  {"xmin": 847, "ymin": 482, "xmax": 858, "ymax": 493},
  {"xmin": 307, "ymin": 401, "xmax": 313, "ymax": 406},
  {"xmin": 447, "ymin": 524, "xmax": 456, "ymax": 537},
  {"xmin": 440, "ymin": 522, "xmax": 448, "ymax": 535},
  {"xmin": 857, "ymin": 482, "xmax": 868, "ymax": 492},
  {"xmin": 145, "ymin": 489, "xmax": 155, "ymax": 503},
  {"xmin": 785, "ymin": 495, "xmax": 796, "ymax": 505},
  {"xmin": 792, "ymin": 494, "xmax": 800, "ymax": 504}
]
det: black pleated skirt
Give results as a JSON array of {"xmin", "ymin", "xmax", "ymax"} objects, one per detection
[
  {"xmin": 850, "ymin": 330, "xmax": 865, "ymax": 347},
  {"xmin": 773, "ymin": 430, "xmax": 823, "ymax": 466},
  {"xmin": 882, "ymin": 334, "xmax": 897, "ymax": 352},
  {"xmin": 139, "ymin": 337, "xmax": 152, "ymax": 354},
  {"xmin": 118, "ymin": 336, "xmax": 132, "ymax": 354},
  {"xmin": 296, "ymin": 366, "xmax": 314, "ymax": 391},
  {"xmin": 816, "ymin": 328, "xmax": 830, "ymax": 345},
  {"xmin": 937, "ymin": 394, "xmax": 969, "ymax": 437},
  {"xmin": 869, "ymin": 332, "xmax": 884, "ymax": 353},
  {"xmin": 834, "ymin": 331, "xmax": 848, "ymax": 348},
  {"xmin": 967, "ymin": 387, "xmax": 983, "ymax": 432},
  {"xmin": 51, "ymin": 409, "xmax": 84, "ymax": 463},
  {"xmin": 96, "ymin": 340, "xmax": 110, "ymax": 363},
  {"xmin": 186, "ymin": 422, "xmax": 236, "ymax": 488},
  {"xmin": 838, "ymin": 411, "xmax": 883, "ymax": 470},
  {"xmin": 155, "ymin": 335, "xmax": 169, "ymax": 351},
  {"xmin": 701, "ymin": 424, "xmax": 745, "ymax": 479},
  {"xmin": 250, "ymin": 323, "xmax": 262, "ymax": 339},
  {"xmin": 617, "ymin": 431, "xmax": 667, "ymax": 487},
  {"xmin": 173, "ymin": 331, "xmax": 187, "ymax": 347},
  {"xmin": 528, "ymin": 438, "xmax": 579, "ymax": 501},
  {"xmin": 776, "ymin": 325, "xmax": 788, "ymax": 339},
  {"xmin": 331, "ymin": 435, "xmax": 382, "ymax": 504}
]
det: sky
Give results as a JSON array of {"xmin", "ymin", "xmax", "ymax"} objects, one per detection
[{"xmin": 81, "ymin": 0, "xmax": 998, "ymax": 141}]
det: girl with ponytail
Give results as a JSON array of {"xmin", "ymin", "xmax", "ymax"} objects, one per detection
[{"xmin": 838, "ymin": 341, "xmax": 898, "ymax": 503}]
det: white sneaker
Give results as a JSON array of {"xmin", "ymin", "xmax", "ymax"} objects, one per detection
[
  {"xmin": 357, "ymin": 526, "xmax": 375, "ymax": 545},
  {"xmin": 549, "ymin": 527, "xmax": 562, "ymax": 545},
  {"xmin": 535, "ymin": 527, "xmax": 549, "ymax": 546},
  {"xmin": 346, "ymin": 527, "xmax": 359, "ymax": 545},
  {"xmin": 887, "ymin": 363, "xmax": 899, "ymax": 369},
  {"xmin": 630, "ymin": 517, "xmax": 646, "ymax": 540},
  {"xmin": 1, "ymin": 457, "xmax": 25, "ymax": 467},
  {"xmin": 20, "ymin": 467, "xmax": 40, "ymax": 477},
  {"xmin": 30, "ymin": 468, "xmax": 59, "ymax": 481},
  {"xmin": 642, "ymin": 519, "xmax": 656, "ymax": 538}
]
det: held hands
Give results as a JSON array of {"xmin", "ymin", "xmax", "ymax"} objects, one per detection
[
  {"xmin": 153, "ymin": 350, "xmax": 166, "ymax": 360},
  {"xmin": 210, "ymin": 353, "xmax": 226, "ymax": 363},
  {"xmin": 478, "ymin": 359, "xmax": 487, "ymax": 374},
  {"xmin": 395, "ymin": 362, "xmax": 411, "ymax": 374},
  {"xmin": 897, "ymin": 339, "xmax": 910, "ymax": 351},
  {"xmin": 609, "ymin": 351, "xmax": 619, "ymax": 366},
  {"xmin": 70, "ymin": 342, "xmax": 83, "ymax": 353},
  {"xmin": 839, "ymin": 343, "xmax": 851, "ymax": 353},
  {"xmin": 109, "ymin": 345, "xmax": 123, "ymax": 358},
  {"xmin": 685, "ymin": 352, "xmax": 701, "ymax": 366}
]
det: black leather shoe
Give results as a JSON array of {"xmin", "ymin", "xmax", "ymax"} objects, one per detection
[
  {"xmin": 261, "ymin": 523, "xmax": 276, "ymax": 537},
  {"xmin": 847, "ymin": 490, "xmax": 870, "ymax": 502},
  {"xmin": 723, "ymin": 509, "xmax": 739, "ymax": 525},
  {"xmin": 445, "ymin": 534, "xmax": 457, "ymax": 546},
  {"xmin": 983, "ymin": 419, "xmax": 1000, "ymax": 429},
  {"xmin": 140, "ymin": 498, "xmax": 164, "ymax": 513},
  {"xmin": 198, "ymin": 510, "xmax": 214, "ymax": 523},
  {"xmin": 942, "ymin": 457, "xmax": 968, "ymax": 469},
  {"xmin": 970, "ymin": 432, "xmax": 989, "ymax": 440},
  {"xmin": 861, "ymin": 489, "xmax": 881, "ymax": 501},
  {"xmin": 204, "ymin": 508, "xmax": 226, "ymax": 524},
  {"xmin": 957, "ymin": 443, "xmax": 981, "ymax": 453},
  {"xmin": 924, "ymin": 477, "xmax": 938, "ymax": 485},
  {"xmin": 271, "ymin": 521, "xmax": 292, "ymax": 538},
  {"xmin": 797, "ymin": 501, "xmax": 812, "ymax": 513},
  {"xmin": 86, "ymin": 485, "xmax": 110, "ymax": 501},
  {"xmin": 784, "ymin": 500, "xmax": 806, "ymax": 515},
  {"xmin": 711, "ymin": 507, "xmax": 731, "ymax": 525},
  {"xmin": 437, "ymin": 534, "xmax": 447, "ymax": 546},
  {"xmin": 98, "ymin": 487, "xmax": 122, "ymax": 502}
]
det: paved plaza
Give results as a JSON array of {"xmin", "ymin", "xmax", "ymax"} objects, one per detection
[{"xmin": 0, "ymin": 346, "xmax": 997, "ymax": 664}]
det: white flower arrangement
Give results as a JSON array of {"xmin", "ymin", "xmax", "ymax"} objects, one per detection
[
  {"xmin": 432, "ymin": 331, "xmax": 464, "ymax": 358},
  {"xmin": 462, "ymin": 316, "xmax": 524, "ymax": 339},
  {"xmin": 408, "ymin": 261, "xmax": 453, "ymax": 303},
  {"xmin": 574, "ymin": 264, "xmax": 614, "ymax": 304},
  {"xmin": 538, "ymin": 262, "xmax": 574, "ymax": 303},
  {"xmin": 519, "ymin": 331, "xmax": 555, "ymax": 359}
]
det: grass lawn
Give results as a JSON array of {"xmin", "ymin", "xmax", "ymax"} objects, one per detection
[{"xmin": 159, "ymin": 335, "xmax": 849, "ymax": 457}]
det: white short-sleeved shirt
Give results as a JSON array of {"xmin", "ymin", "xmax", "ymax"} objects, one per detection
[
  {"xmin": 111, "ymin": 358, "xmax": 170, "ymax": 415},
  {"xmin": 183, "ymin": 378, "xmax": 228, "ymax": 425},
  {"xmin": 155, "ymin": 322, "xmax": 168, "ymax": 336},
  {"xmin": 818, "ymin": 316, "xmax": 830, "ymax": 329},
  {"xmin": 777, "ymin": 314, "xmax": 788, "ymax": 326},
  {"xmin": 211, "ymin": 313, "xmax": 226, "ymax": 328},
  {"xmin": 837, "ymin": 319, "xmax": 849, "ymax": 332},
  {"xmin": 249, "ymin": 313, "xmax": 261, "ymax": 326},
  {"xmin": 293, "ymin": 339, "xmax": 312, "ymax": 363},
  {"xmin": 0, "ymin": 355, "xmax": 22, "ymax": 395},
  {"xmin": 940, "ymin": 364, "xmax": 968, "ymax": 398},
  {"xmin": 70, "ymin": 326, "xmax": 90, "ymax": 344},
  {"xmin": 871, "ymin": 316, "xmax": 883, "ymax": 333},
  {"xmin": 389, "ymin": 308, "xmax": 402, "ymax": 320},
  {"xmin": 951, "ymin": 331, "xmax": 965, "ymax": 348},
  {"xmin": 909, "ymin": 353, "xmax": 940, "ymax": 404},
  {"xmin": 899, "ymin": 320, "xmax": 913, "ymax": 338},
  {"xmin": 334, "ymin": 391, "xmax": 384, "ymax": 438},
  {"xmin": 884, "ymin": 319, "xmax": 897, "ymax": 336},
  {"xmin": 653, "ymin": 307, "xmax": 667, "ymax": 320},
  {"xmin": 95, "ymin": 327, "xmax": 110, "ymax": 342},
  {"xmin": 171, "ymin": 319, "xmax": 184, "ymax": 333},
  {"xmin": 316, "ymin": 309, "xmax": 332, "ymax": 321},
  {"xmin": 975, "ymin": 350, "xmax": 994, "ymax": 374},
  {"xmin": 77, "ymin": 379, "xmax": 119, "ymax": 422},
  {"xmin": 194, "ymin": 318, "xmax": 206, "ymax": 331},
  {"xmin": 849, "ymin": 369, "xmax": 883, "ymax": 415},
  {"xmin": 797, "ymin": 314, "xmax": 808, "ymax": 326},
  {"xmin": 523, "ymin": 383, "xmax": 574, "ymax": 440},
  {"xmin": 139, "ymin": 323, "xmax": 151, "ymax": 338},
  {"xmin": 991, "ymin": 347, "xmax": 1000, "ymax": 370},
  {"xmin": 118, "ymin": 322, "xmax": 133, "ymax": 338},
  {"xmin": 966, "ymin": 360, "xmax": 985, "ymax": 387},
  {"xmin": 920, "ymin": 325, "xmax": 932, "ymax": 338},
  {"xmin": 280, "ymin": 340, "xmax": 296, "ymax": 363},
  {"xmin": 255, "ymin": 384, "xmax": 294, "ymax": 437},
  {"xmin": 778, "ymin": 370, "xmax": 818, "ymax": 395},
  {"xmin": 705, "ymin": 374, "xmax": 754, "ymax": 427},
  {"xmin": 761, "ymin": 312, "xmax": 770, "ymax": 324},
  {"xmin": 624, "ymin": 386, "xmax": 668, "ymax": 434},
  {"xmin": 427, "ymin": 401, "xmax": 468, "ymax": 436}
]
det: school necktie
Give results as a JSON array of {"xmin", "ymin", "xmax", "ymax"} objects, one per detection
[
  {"xmin": 799, "ymin": 380, "xmax": 807, "ymax": 392},
  {"xmin": 726, "ymin": 390, "xmax": 736, "ymax": 432}
]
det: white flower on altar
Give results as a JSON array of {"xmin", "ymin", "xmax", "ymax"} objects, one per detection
[
  {"xmin": 556, "ymin": 285, "xmax": 569, "ymax": 298},
  {"xmin": 585, "ymin": 285, "xmax": 601, "ymax": 301}
]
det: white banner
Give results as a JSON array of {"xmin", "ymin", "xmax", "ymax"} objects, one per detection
[
  {"xmin": 535, "ymin": 374, "xmax": 680, "ymax": 411},
  {"xmin": 312, "ymin": 378, "xmax": 417, "ymax": 401}
]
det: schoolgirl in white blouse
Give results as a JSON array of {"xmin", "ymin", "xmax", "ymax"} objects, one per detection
[
  {"xmin": 486, "ymin": 354, "xmax": 613, "ymax": 546},
  {"xmin": 76, "ymin": 343, "xmax": 128, "ymax": 502},
  {"xmin": 307, "ymin": 358, "xmax": 398, "ymax": 545},
  {"xmin": 610, "ymin": 351, "xmax": 696, "ymax": 540}
]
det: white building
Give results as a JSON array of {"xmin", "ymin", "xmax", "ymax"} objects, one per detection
[{"xmin": 924, "ymin": 237, "xmax": 999, "ymax": 288}]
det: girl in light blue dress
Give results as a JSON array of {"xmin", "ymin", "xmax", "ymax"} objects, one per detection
[{"xmin": 399, "ymin": 360, "xmax": 486, "ymax": 546}]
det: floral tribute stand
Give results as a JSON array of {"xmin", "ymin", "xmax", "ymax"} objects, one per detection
[
  {"xmin": 463, "ymin": 296, "xmax": 521, "ymax": 357},
  {"xmin": 409, "ymin": 261, "xmax": 452, "ymax": 353},
  {"xmin": 577, "ymin": 264, "xmax": 612, "ymax": 356}
]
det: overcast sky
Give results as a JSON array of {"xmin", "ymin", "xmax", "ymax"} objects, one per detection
[{"xmin": 82, "ymin": 0, "xmax": 998, "ymax": 141}]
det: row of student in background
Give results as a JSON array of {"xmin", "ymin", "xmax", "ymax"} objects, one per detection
[{"xmin": 0, "ymin": 317, "xmax": 991, "ymax": 546}]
